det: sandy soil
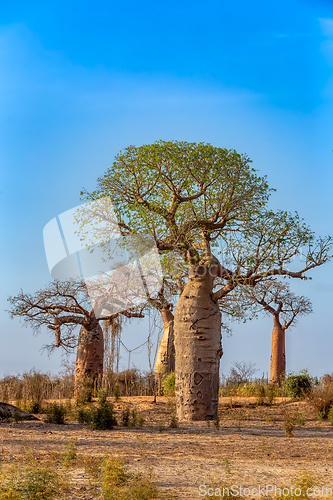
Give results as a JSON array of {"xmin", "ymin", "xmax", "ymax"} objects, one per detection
[{"xmin": 1, "ymin": 396, "xmax": 333, "ymax": 499}]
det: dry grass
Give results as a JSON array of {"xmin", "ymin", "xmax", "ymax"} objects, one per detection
[{"xmin": 1, "ymin": 396, "xmax": 333, "ymax": 498}]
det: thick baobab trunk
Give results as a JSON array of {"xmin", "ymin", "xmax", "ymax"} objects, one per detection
[
  {"xmin": 155, "ymin": 308, "xmax": 175, "ymax": 376},
  {"xmin": 174, "ymin": 273, "xmax": 222, "ymax": 421},
  {"xmin": 270, "ymin": 315, "xmax": 286, "ymax": 386},
  {"xmin": 74, "ymin": 321, "xmax": 104, "ymax": 400}
]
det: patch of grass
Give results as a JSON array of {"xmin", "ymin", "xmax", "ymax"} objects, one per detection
[
  {"xmin": 121, "ymin": 406, "xmax": 144, "ymax": 428},
  {"xmin": 229, "ymin": 409, "xmax": 249, "ymax": 421},
  {"xmin": 96, "ymin": 455, "xmax": 160, "ymax": 500},
  {"xmin": 213, "ymin": 415, "xmax": 220, "ymax": 430},
  {"xmin": 275, "ymin": 471, "xmax": 319, "ymax": 500},
  {"xmin": 170, "ymin": 414, "xmax": 179, "ymax": 428},
  {"xmin": 255, "ymin": 384, "xmax": 266, "ymax": 406},
  {"xmin": 266, "ymin": 384, "xmax": 275, "ymax": 404},
  {"xmin": 0, "ymin": 465, "xmax": 67, "ymax": 500},
  {"xmin": 61, "ymin": 440, "xmax": 77, "ymax": 468}
]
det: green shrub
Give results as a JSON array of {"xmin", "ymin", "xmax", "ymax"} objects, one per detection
[
  {"xmin": 91, "ymin": 390, "xmax": 117, "ymax": 430},
  {"xmin": 28, "ymin": 401, "xmax": 42, "ymax": 414},
  {"xmin": 76, "ymin": 407, "xmax": 93, "ymax": 424},
  {"xmin": 162, "ymin": 372, "xmax": 175, "ymax": 397},
  {"xmin": 284, "ymin": 371, "xmax": 313, "ymax": 400},
  {"xmin": 44, "ymin": 404, "xmax": 67, "ymax": 424}
]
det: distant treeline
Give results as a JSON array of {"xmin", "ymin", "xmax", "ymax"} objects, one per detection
[{"xmin": 0, "ymin": 368, "xmax": 158, "ymax": 404}]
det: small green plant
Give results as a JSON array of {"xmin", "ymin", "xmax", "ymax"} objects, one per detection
[
  {"xmin": 122, "ymin": 407, "xmax": 131, "ymax": 427},
  {"xmin": 44, "ymin": 403, "xmax": 67, "ymax": 425},
  {"xmin": 28, "ymin": 401, "xmax": 42, "ymax": 414},
  {"xmin": 293, "ymin": 410, "xmax": 306, "ymax": 426},
  {"xmin": 259, "ymin": 437, "xmax": 272, "ymax": 457},
  {"xmin": 113, "ymin": 383, "xmax": 121, "ymax": 401},
  {"xmin": 13, "ymin": 411, "xmax": 22, "ymax": 423},
  {"xmin": 61, "ymin": 440, "xmax": 77, "ymax": 468},
  {"xmin": 229, "ymin": 409, "xmax": 248, "ymax": 421},
  {"xmin": 91, "ymin": 390, "xmax": 117, "ymax": 430},
  {"xmin": 170, "ymin": 414, "xmax": 178, "ymax": 428},
  {"xmin": 327, "ymin": 405, "xmax": 333, "ymax": 425},
  {"xmin": 283, "ymin": 416, "xmax": 294, "ymax": 437},
  {"xmin": 283, "ymin": 409, "xmax": 306, "ymax": 437},
  {"xmin": 275, "ymin": 471, "xmax": 319, "ymax": 500},
  {"xmin": 255, "ymin": 384, "xmax": 266, "ymax": 406},
  {"xmin": 284, "ymin": 370, "xmax": 313, "ymax": 400},
  {"xmin": 221, "ymin": 457, "xmax": 231, "ymax": 475},
  {"xmin": 137, "ymin": 414, "xmax": 145, "ymax": 427},
  {"xmin": 266, "ymin": 384, "xmax": 275, "ymax": 404},
  {"xmin": 162, "ymin": 372, "xmax": 175, "ymax": 397}
]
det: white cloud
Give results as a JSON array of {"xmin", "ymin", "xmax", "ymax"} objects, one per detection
[{"xmin": 319, "ymin": 17, "xmax": 333, "ymax": 38}]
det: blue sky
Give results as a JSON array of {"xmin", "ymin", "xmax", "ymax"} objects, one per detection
[{"xmin": 1, "ymin": 0, "xmax": 333, "ymax": 380}]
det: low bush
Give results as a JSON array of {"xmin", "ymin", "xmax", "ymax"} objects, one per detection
[
  {"xmin": 76, "ymin": 407, "xmax": 93, "ymax": 424},
  {"xmin": 44, "ymin": 403, "xmax": 67, "ymax": 425},
  {"xmin": 162, "ymin": 372, "xmax": 175, "ymax": 397},
  {"xmin": 91, "ymin": 390, "xmax": 117, "ymax": 430},
  {"xmin": 284, "ymin": 371, "xmax": 313, "ymax": 400},
  {"xmin": 306, "ymin": 383, "xmax": 333, "ymax": 419},
  {"xmin": 0, "ymin": 465, "xmax": 67, "ymax": 500},
  {"xmin": 99, "ymin": 455, "xmax": 159, "ymax": 500}
]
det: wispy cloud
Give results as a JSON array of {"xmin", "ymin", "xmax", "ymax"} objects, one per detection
[{"xmin": 319, "ymin": 17, "xmax": 333, "ymax": 38}]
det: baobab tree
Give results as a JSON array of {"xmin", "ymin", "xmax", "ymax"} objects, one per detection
[
  {"xmin": 7, "ymin": 279, "xmax": 144, "ymax": 399},
  {"xmin": 247, "ymin": 280, "xmax": 313, "ymax": 386},
  {"xmin": 81, "ymin": 140, "xmax": 332, "ymax": 421}
]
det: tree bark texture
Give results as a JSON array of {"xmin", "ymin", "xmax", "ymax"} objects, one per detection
[
  {"xmin": 155, "ymin": 308, "xmax": 175, "ymax": 376},
  {"xmin": 270, "ymin": 315, "xmax": 286, "ymax": 386},
  {"xmin": 74, "ymin": 321, "xmax": 104, "ymax": 399},
  {"xmin": 174, "ymin": 274, "xmax": 222, "ymax": 421}
]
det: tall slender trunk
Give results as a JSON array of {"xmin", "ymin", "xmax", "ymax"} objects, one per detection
[
  {"xmin": 74, "ymin": 320, "xmax": 104, "ymax": 400},
  {"xmin": 270, "ymin": 315, "xmax": 286, "ymax": 386},
  {"xmin": 155, "ymin": 308, "xmax": 175, "ymax": 375},
  {"xmin": 174, "ymin": 273, "xmax": 222, "ymax": 421}
]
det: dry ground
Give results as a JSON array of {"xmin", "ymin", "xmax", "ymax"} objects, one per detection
[{"xmin": 1, "ymin": 396, "xmax": 333, "ymax": 499}]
